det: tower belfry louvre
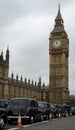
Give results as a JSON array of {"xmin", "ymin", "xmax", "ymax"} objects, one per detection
[{"xmin": 49, "ymin": 5, "xmax": 69, "ymax": 104}]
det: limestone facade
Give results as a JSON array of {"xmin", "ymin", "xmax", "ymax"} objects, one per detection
[
  {"xmin": 0, "ymin": 48, "xmax": 48, "ymax": 101},
  {"xmin": 49, "ymin": 6, "xmax": 69, "ymax": 104}
]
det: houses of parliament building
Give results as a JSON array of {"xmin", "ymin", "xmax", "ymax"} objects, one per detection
[{"xmin": 0, "ymin": 6, "xmax": 69, "ymax": 104}]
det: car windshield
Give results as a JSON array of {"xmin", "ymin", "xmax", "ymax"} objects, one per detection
[
  {"xmin": 9, "ymin": 99, "xmax": 30, "ymax": 106},
  {"xmin": 0, "ymin": 100, "xmax": 9, "ymax": 108},
  {"xmin": 38, "ymin": 103, "xmax": 45, "ymax": 108},
  {"xmin": 63, "ymin": 105, "xmax": 71, "ymax": 111},
  {"xmin": 71, "ymin": 106, "xmax": 75, "ymax": 110},
  {"xmin": 50, "ymin": 104, "xmax": 56, "ymax": 109},
  {"xmin": 38, "ymin": 102, "xmax": 47, "ymax": 108}
]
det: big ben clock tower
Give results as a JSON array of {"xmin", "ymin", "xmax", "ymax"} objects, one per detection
[{"xmin": 49, "ymin": 5, "xmax": 69, "ymax": 104}]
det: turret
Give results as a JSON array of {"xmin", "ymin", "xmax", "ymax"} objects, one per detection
[
  {"xmin": 0, "ymin": 48, "xmax": 9, "ymax": 99},
  {"xmin": 6, "ymin": 47, "xmax": 9, "ymax": 65},
  {"xmin": 38, "ymin": 77, "xmax": 41, "ymax": 87},
  {"xmin": 0, "ymin": 51, "xmax": 3, "ymax": 62}
]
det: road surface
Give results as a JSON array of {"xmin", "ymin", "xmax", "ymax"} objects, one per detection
[{"xmin": 5, "ymin": 116, "xmax": 75, "ymax": 130}]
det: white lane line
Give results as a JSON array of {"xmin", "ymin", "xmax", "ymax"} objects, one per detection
[
  {"xmin": 7, "ymin": 120, "xmax": 49, "ymax": 130},
  {"xmin": 7, "ymin": 128, "xmax": 19, "ymax": 130},
  {"xmin": 23, "ymin": 120, "xmax": 48, "ymax": 127}
]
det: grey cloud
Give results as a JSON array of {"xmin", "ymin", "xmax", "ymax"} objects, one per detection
[
  {"xmin": 0, "ymin": 0, "xmax": 75, "ymax": 94},
  {"xmin": 0, "ymin": 0, "xmax": 72, "ymax": 28}
]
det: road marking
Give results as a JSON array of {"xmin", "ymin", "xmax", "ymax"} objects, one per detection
[
  {"xmin": 23, "ymin": 121, "xmax": 48, "ymax": 127},
  {"xmin": 7, "ymin": 120, "xmax": 53, "ymax": 130},
  {"xmin": 7, "ymin": 128, "xmax": 19, "ymax": 130}
]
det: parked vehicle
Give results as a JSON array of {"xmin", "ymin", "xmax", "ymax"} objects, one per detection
[
  {"xmin": 71, "ymin": 105, "xmax": 75, "ymax": 115},
  {"xmin": 0, "ymin": 99, "xmax": 9, "ymax": 125},
  {"xmin": 49, "ymin": 103, "xmax": 56, "ymax": 118},
  {"xmin": 49, "ymin": 104, "xmax": 65, "ymax": 118},
  {"xmin": 53, "ymin": 104, "xmax": 72, "ymax": 118},
  {"xmin": 38, "ymin": 101, "xmax": 50, "ymax": 120},
  {"xmin": 0, "ymin": 99, "xmax": 9, "ymax": 110},
  {"xmin": 0, "ymin": 108, "xmax": 7, "ymax": 125},
  {"xmin": 7, "ymin": 97, "xmax": 43, "ymax": 124},
  {"xmin": 63, "ymin": 105, "xmax": 71, "ymax": 116},
  {"xmin": 49, "ymin": 104, "xmax": 72, "ymax": 118}
]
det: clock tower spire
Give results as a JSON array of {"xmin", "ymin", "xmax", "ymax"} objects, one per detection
[
  {"xmin": 56, "ymin": 3, "xmax": 62, "ymax": 20},
  {"xmin": 49, "ymin": 5, "xmax": 69, "ymax": 104},
  {"xmin": 52, "ymin": 4, "xmax": 65, "ymax": 34}
]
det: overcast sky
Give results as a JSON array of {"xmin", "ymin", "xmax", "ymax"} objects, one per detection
[{"xmin": 0, "ymin": 0, "xmax": 75, "ymax": 95}]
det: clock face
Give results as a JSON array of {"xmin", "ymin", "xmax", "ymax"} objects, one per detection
[{"xmin": 53, "ymin": 40, "xmax": 61, "ymax": 48}]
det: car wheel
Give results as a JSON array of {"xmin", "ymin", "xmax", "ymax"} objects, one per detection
[
  {"xmin": 40, "ymin": 115, "xmax": 43, "ymax": 121},
  {"xmin": 46, "ymin": 115, "xmax": 48, "ymax": 120},
  {"xmin": 0, "ymin": 118, "xmax": 4, "ymax": 129},
  {"xmin": 3, "ymin": 115, "xmax": 7, "ymax": 124},
  {"xmin": 30, "ymin": 116, "xmax": 34, "ymax": 124}
]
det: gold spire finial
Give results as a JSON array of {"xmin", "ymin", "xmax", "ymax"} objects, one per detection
[
  {"xmin": 58, "ymin": 1, "xmax": 61, "ymax": 14},
  {"xmin": 58, "ymin": 2, "xmax": 60, "ymax": 9}
]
